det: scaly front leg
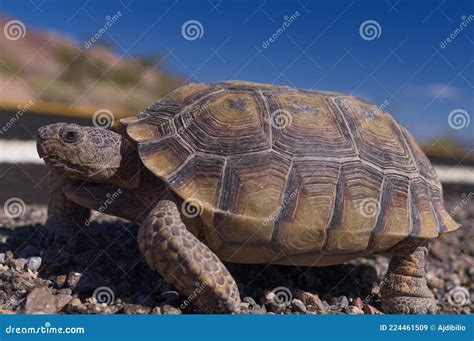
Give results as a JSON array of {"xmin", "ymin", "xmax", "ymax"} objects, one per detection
[
  {"xmin": 44, "ymin": 171, "xmax": 90, "ymax": 246},
  {"xmin": 138, "ymin": 200, "xmax": 241, "ymax": 313}
]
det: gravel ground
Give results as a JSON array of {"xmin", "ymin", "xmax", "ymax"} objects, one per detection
[{"xmin": 0, "ymin": 191, "xmax": 472, "ymax": 315}]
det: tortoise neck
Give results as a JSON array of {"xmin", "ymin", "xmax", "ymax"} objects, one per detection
[{"xmin": 110, "ymin": 136, "xmax": 142, "ymax": 189}]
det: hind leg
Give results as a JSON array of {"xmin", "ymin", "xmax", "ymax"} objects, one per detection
[
  {"xmin": 380, "ymin": 238, "xmax": 437, "ymax": 314},
  {"xmin": 138, "ymin": 200, "xmax": 241, "ymax": 313}
]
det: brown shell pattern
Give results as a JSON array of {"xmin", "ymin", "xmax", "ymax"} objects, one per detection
[{"xmin": 122, "ymin": 81, "xmax": 460, "ymax": 262}]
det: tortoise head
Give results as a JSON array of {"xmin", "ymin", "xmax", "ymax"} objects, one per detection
[{"xmin": 37, "ymin": 123, "xmax": 140, "ymax": 188}]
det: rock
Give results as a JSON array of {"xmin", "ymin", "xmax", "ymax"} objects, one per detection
[
  {"xmin": 243, "ymin": 296, "xmax": 257, "ymax": 306},
  {"xmin": 430, "ymin": 239, "xmax": 450, "ymax": 261},
  {"xmin": 57, "ymin": 288, "xmax": 73, "ymax": 296},
  {"xmin": 345, "ymin": 306, "xmax": 364, "ymax": 314},
  {"xmin": 160, "ymin": 303, "xmax": 181, "ymax": 314},
  {"xmin": 332, "ymin": 295, "xmax": 349, "ymax": 309},
  {"xmin": 66, "ymin": 272, "xmax": 82, "ymax": 289},
  {"xmin": 294, "ymin": 289, "xmax": 325, "ymax": 313},
  {"xmin": 55, "ymin": 275, "xmax": 67, "ymax": 289},
  {"xmin": 25, "ymin": 287, "xmax": 71, "ymax": 314},
  {"xmin": 26, "ymin": 257, "xmax": 42, "ymax": 272},
  {"xmin": 65, "ymin": 298, "xmax": 88, "ymax": 314},
  {"xmin": 14, "ymin": 258, "xmax": 28, "ymax": 271},
  {"xmin": 262, "ymin": 290, "xmax": 287, "ymax": 313},
  {"xmin": 122, "ymin": 304, "xmax": 151, "ymax": 314},
  {"xmin": 291, "ymin": 299, "xmax": 307, "ymax": 313},
  {"xmin": 151, "ymin": 306, "xmax": 162, "ymax": 314},
  {"xmin": 426, "ymin": 271, "xmax": 444, "ymax": 289},
  {"xmin": 363, "ymin": 304, "xmax": 382, "ymax": 314},
  {"xmin": 0, "ymin": 253, "xmax": 6, "ymax": 264},
  {"xmin": 55, "ymin": 293, "xmax": 74, "ymax": 312},
  {"xmin": 354, "ymin": 297, "xmax": 364, "ymax": 309},
  {"xmin": 249, "ymin": 304, "xmax": 266, "ymax": 314}
]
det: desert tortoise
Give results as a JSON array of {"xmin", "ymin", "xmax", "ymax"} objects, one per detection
[{"xmin": 37, "ymin": 80, "xmax": 460, "ymax": 313}]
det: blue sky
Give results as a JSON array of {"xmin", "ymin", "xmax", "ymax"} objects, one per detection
[{"xmin": 1, "ymin": 0, "xmax": 473, "ymax": 144}]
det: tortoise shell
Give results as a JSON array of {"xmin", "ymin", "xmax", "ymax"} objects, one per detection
[{"xmin": 121, "ymin": 81, "xmax": 459, "ymax": 264}]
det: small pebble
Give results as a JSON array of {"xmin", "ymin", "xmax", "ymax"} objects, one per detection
[
  {"xmin": 66, "ymin": 272, "xmax": 82, "ymax": 289},
  {"xmin": 55, "ymin": 275, "xmax": 67, "ymax": 289},
  {"xmin": 291, "ymin": 299, "xmax": 307, "ymax": 313},
  {"xmin": 14, "ymin": 258, "xmax": 28, "ymax": 271},
  {"xmin": 332, "ymin": 295, "xmax": 349, "ymax": 309},
  {"xmin": 345, "ymin": 306, "xmax": 364, "ymax": 314},
  {"xmin": 26, "ymin": 257, "xmax": 42, "ymax": 272},
  {"xmin": 0, "ymin": 253, "xmax": 6, "ymax": 264},
  {"xmin": 160, "ymin": 303, "xmax": 182, "ymax": 315}
]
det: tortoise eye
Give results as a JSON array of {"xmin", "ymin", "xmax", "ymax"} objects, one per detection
[{"xmin": 63, "ymin": 130, "xmax": 80, "ymax": 143}]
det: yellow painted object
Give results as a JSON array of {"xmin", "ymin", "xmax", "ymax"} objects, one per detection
[{"xmin": 0, "ymin": 100, "xmax": 132, "ymax": 119}]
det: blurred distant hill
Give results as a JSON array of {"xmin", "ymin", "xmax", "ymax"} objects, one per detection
[{"xmin": 0, "ymin": 16, "xmax": 182, "ymax": 114}]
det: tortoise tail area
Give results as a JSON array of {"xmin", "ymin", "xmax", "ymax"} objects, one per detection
[{"xmin": 429, "ymin": 184, "xmax": 461, "ymax": 235}]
